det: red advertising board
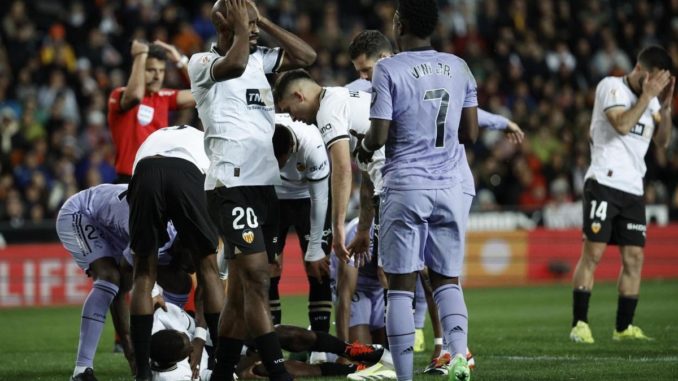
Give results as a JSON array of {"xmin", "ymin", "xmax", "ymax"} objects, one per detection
[{"xmin": 1, "ymin": 226, "xmax": 677, "ymax": 307}]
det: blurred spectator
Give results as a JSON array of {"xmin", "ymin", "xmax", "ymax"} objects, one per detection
[{"xmin": 0, "ymin": 0, "xmax": 675, "ymax": 224}]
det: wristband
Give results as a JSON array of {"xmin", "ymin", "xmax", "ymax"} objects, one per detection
[
  {"xmin": 177, "ymin": 55, "xmax": 189, "ymax": 68},
  {"xmin": 361, "ymin": 139, "xmax": 374, "ymax": 153},
  {"xmin": 434, "ymin": 337, "xmax": 443, "ymax": 346},
  {"xmin": 194, "ymin": 327, "xmax": 207, "ymax": 341}
]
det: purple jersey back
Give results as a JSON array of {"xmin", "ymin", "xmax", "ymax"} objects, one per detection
[
  {"xmin": 370, "ymin": 49, "xmax": 477, "ymax": 190},
  {"xmin": 62, "ymin": 184, "xmax": 130, "ymax": 251}
]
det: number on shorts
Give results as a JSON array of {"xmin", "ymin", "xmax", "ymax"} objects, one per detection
[
  {"xmin": 589, "ymin": 200, "xmax": 608, "ymax": 221},
  {"xmin": 232, "ymin": 207, "xmax": 259, "ymax": 229},
  {"xmin": 423, "ymin": 88, "xmax": 450, "ymax": 147}
]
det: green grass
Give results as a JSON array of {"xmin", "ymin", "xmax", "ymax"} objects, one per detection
[{"xmin": 1, "ymin": 280, "xmax": 677, "ymax": 380}]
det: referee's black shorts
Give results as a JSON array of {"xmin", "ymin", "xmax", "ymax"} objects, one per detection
[
  {"xmin": 582, "ymin": 179, "xmax": 646, "ymax": 247},
  {"xmin": 128, "ymin": 157, "xmax": 218, "ymax": 259},
  {"xmin": 207, "ymin": 185, "xmax": 279, "ymax": 263}
]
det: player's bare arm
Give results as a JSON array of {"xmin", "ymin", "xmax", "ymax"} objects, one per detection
[
  {"xmin": 211, "ymin": 0, "xmax": 250, "ymax": 82},
  {"xmin": 347, "ymin": 171, "xmax": 374, "ymax": 266},
  {"xmin": 248, "ymin": 1, "xmax": 316, "ymax": 70},
  {"xmin": 120, "ymin": 39, "xmax": 149, "ymax": 111},
  {"xmin": 363, "ymin": 119, "xmax": 390, "ymax": 149},
  {"xmin": 459, "ymin": 106, "xmax": 479, "ymax": 144},
  {"xmin": 329, "ymin": 140, "xmax": 352, "ymax": 261},
  {"xmin": 605, "ymin": 69, "xmax": 671, "ymax": 135},
  {"xmin": 653, "ymin": 75, "xmax": 675, "ymax": 148}
]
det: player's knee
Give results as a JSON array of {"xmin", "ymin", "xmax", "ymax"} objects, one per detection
[
  {"xmin": 583, "ymin": 245, "xmax": 605, "ymax": 265},
  {"xmin": 622, "ymin": 247, "xmax": 644, "ymax": 268},
  {"xmin": 242, "ymin": 267, "xmax": 271, "ymax": 293}
]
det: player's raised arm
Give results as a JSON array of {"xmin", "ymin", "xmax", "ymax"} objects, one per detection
[
  {"xmin": 653, "ymin": 75, "xmax": 675, "ymax": 148},
  {"xmin": 248, "ymin": 1, "xmax": 316, "ymax": 70},
  {"xmin": 605, "ymin": 70, "xmax": 670, "ymax": 135},
  {"xmin": 210, "ymin": 0, "xmax": 251, "ymax": 82}
]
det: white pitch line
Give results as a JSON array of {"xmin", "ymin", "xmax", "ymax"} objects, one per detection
[{"xmin": 488, "ymin": 355, "xmax": 678, "ymax": 363}]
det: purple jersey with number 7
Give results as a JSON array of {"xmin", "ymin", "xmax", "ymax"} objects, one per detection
[{"xmin": 370, "ymin": 48, "xmax": 478, "ymax": 190}]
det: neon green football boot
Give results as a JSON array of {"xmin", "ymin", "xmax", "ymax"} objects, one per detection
[
  {"xmin": 613, "ymin": 325, "xmax": 653, "ymax": 341},
  {"xmin": 570, "ymin": 321, "xmax": 595, "ymax": 343},
  {"xmin": 448, "ymin": 353, "xmax": 470, "ymax": 381}
]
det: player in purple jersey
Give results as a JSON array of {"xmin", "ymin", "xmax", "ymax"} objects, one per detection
[
  {"xmin": 348, "ymin": 29, "xmax": 523, "ymax": 373},
  {"xmin": 356, "ymin": 1, "xmax": 478, "ymax": 380},
  {"xmin": 55, "ymin": 184, "xmax": 147, "ymax": 380}
]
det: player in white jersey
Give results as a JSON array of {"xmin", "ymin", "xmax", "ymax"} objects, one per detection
[
  {"xmin": 274, "ymin": 70, "xmax": 385, "ymax": 343},
  {"xmin": 570, "ymin": 46, "xmax": 674, "ymax": 344},
  {"xmin": 150, "ymin": 287, "xmax": 213, "ymax": 381},
  {"xmin": 127, "ymin": 126, "xmax": 224, "ymax": 381},
  {"xmin": 270, "ymin": 114, "xmax": 333, "ymax": 342},
  {"xmin": 187, "ymin": 1, "xmax": 316, "ymax": 380}
]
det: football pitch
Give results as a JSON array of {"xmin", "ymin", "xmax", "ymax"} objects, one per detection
[{"xmin": 1, "ymin": 280, "xmax": 677, "ymax": 381}]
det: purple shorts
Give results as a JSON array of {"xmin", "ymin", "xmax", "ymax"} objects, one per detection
[{"xmin": 379, "ymin": 184, "xmax": 466, "ymax": 277}]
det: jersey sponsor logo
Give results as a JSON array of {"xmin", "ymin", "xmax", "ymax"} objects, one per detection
[
  {"xmin": 591, "ymin": 222, "xmax": 602, "ymax": 234},
  {"xmin": 246, "ymin": 88, "xmax": 273, "ymax": 108},
  {"xmin": 319, "ymin": 123, "xmax": 332, "ymax": 135},
  {"xmin": 307, "ymin": 161, "xmax": 327, "ymax": 173},
  {"xmin": 137, "ymin": 104, "xmax": 155, "ymax": 126},
  {"xmin": 242, "ymin": 230, "xmax": 255, "ymax": 244},
  {"xmin": 626, "ymin": 223, "xmax": 646, "ymax": 232}
]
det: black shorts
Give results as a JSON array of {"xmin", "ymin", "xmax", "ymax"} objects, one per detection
[
  {"xmin": 582, "ymin": 179, "xmax": 646, "ymax": 247},
  {"xmin": 128, "ymin": 157, "xmax": 219, "ymax": 259},
  {"xmin": 276, "ymin": 198, "xmax": 332, "ymax": 262},
  {"xmin": 207, "ymin": 185, "xmax": 279, "ymax": 262}
]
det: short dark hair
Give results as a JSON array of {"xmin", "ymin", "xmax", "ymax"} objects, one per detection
[
  {"xmin": 637, "ymin": 46, "xmax": 673, "ymax": 72},
  {"xmin": 150, "ymin": 330, "xmax": 190, "ymax": 368},
  {"xmin": 148, "ymin": 43, "xmax": 168, "ymax": 61},
  {"xmin": 348, "ymin": 30, "xmax": 393, "ymax": 60},
  {"xmin": 397, "ymin": 0, "xmax": 439, "ymax": 39},
  {"xmin": 273, "ymin": 69, "xmax": 315, "ymax": 103},
  {"xmin": 272, "ymin": 124, "xmax": 292, "ymax": 159}
]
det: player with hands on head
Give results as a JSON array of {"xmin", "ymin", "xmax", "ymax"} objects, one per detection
[
  {"xmin": 570, "ymin": 45, "xmax": 674, "ymax": 344},
  {"xmin": 188, "ymin": 1, "xmax": 316, "ymax": 380}
]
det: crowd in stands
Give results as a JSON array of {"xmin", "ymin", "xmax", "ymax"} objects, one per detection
[{"xmin": 0, "ymin": 0, "xmax": 677, "ymax": 226}]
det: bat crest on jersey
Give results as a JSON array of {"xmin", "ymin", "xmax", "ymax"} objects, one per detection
[
  {"xmin": 242, "ymin": 230, "xmax": 255, "ymax": 244},
  {"xmin": 591, "ymin": 222, "xmax": 601, "ymax": 234}
]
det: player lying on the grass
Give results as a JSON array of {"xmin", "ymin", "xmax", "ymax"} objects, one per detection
[
  {"xmin": 271, "ymin": 114, "xmax": 333, "ymax": 363},
  {"xmin": 56, "ymin": 183, "xmax": 176, "ymax": 381},
  {"xmin": 147, "ymin": 290, "xmax": 387, "ymax": 380}
]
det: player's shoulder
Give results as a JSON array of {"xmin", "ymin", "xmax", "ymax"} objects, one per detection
[
  {"xmin": 345, "ymin": 78, "xmax": 372, "ymax": 93},
  {"xmin": 596, "ymin": 76, "xmax": 625, "ymax": 90},
  {"xmin": 188, "ymin": 50, "xmax": 218, "ymax": 66},
  {"xmin": 319, "ymin": 87, "xmax": 350, "ymax": 111}
]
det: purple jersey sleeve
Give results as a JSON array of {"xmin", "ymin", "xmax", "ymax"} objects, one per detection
[
  {"xmin": 369, "ymin": 62, "xmax": 393, "ymax": 121},
  {"xmin": 477, "ymin": 108, "xmax": 509, "ymax": 130}
]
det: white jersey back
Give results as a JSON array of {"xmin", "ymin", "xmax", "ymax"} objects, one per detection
[
  {"xmin": 275, "ymin": 114, "xmax": 330, "ymax": 199},
  {"xmin": 585, "ymin": 76, "xmax": 660, "ymax": 195},
  {"xmin": 316, "ymin": 87, "xmax": 385, "ymax": 195},
  {"xmin": 133, "ymin": 125, "xmax": 210, "ymax": 174},
  {"xmin": 188, "ymin": 45, "xmax": 283, "ymax": 189}
]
